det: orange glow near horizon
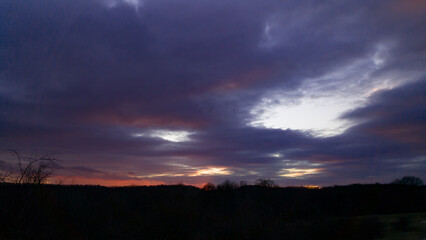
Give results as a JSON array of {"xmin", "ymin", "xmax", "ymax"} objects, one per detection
[
  {"xmin": 49, "ymin": 175, "xmax": 165, "ymax": 187},
  {"xmin": 302, "ymin": 185, "xmax": 321, "ymax": 189}
]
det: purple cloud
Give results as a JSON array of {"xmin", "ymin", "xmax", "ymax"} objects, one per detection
[{"xmin": 0, "ymin": 0, "xmax": 425, "ymax": 186}]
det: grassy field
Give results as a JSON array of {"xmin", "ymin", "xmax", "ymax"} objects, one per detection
[{"xmin": 367, "ymin": 212, "xmax": 426, "ymax": 240}]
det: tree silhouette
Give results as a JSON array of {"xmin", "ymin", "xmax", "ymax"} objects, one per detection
[
  {"xmin": 255, "ymin": 178, "xmax": 278, "ymax": 188},
  {"xmin": 391, "ymin": 176, "xmax": 423, "ymax": 186}
]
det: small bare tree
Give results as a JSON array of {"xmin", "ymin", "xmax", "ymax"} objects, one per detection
[{"xmin": 5, "ymin": 150, "xmax": 59, "ymax": 184}]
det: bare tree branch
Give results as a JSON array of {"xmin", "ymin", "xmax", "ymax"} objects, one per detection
[{"xmin": 3, "ymin": 150, "xmax": 60, "ymax": 184}]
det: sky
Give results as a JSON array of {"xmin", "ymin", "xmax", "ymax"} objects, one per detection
[{"xmin": 0, "ymin": 0, "xmax": 425, "ymax": 187}]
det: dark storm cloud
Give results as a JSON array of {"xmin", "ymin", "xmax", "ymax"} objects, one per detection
[
  {"xmin": 342, "ymin": 80, "xmax": 426, "ymax": 154},
  {"xmin": 0, "ymin": 0, "xmax": 399, "ymax": 127},
  {"xmin": 0, "ymin": 0, "xmax": 425, "ymax": 185}
]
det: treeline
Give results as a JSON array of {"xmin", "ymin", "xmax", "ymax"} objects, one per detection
[{"xmin": 0, "ymin": 183, "xmax": 425, "ymax": 240}]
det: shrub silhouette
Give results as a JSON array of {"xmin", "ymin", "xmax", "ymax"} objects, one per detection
[
  {"xmin": 202, "ymin": 182, "xmax": 216, "ymax": 191},
  {"xmin": 254, "ymin": 178, "xmax": 278, "ymax": 188},
  {"xmin": 217, "ymin": 179, "xmax": 238, "ymax": 190}
]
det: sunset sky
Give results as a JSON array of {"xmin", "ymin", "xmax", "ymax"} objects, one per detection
[{"xmin": 0, "ymin": 0, "xmax": 425, "ymax": 186}]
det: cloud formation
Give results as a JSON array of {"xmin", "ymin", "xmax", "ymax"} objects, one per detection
[{"xmin": 0, "ymin": 0, "xmax": 425, "ymax": 186}]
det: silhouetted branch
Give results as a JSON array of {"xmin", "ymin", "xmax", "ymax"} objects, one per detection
[{"xmin": 4, "ymin": 150, "xmax": 60, "ymax": 184}]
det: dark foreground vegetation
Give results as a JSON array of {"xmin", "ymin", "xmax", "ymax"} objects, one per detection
[{"xmin": 0, "ymin": 183, "xmax": 425, "ymax": 240}]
